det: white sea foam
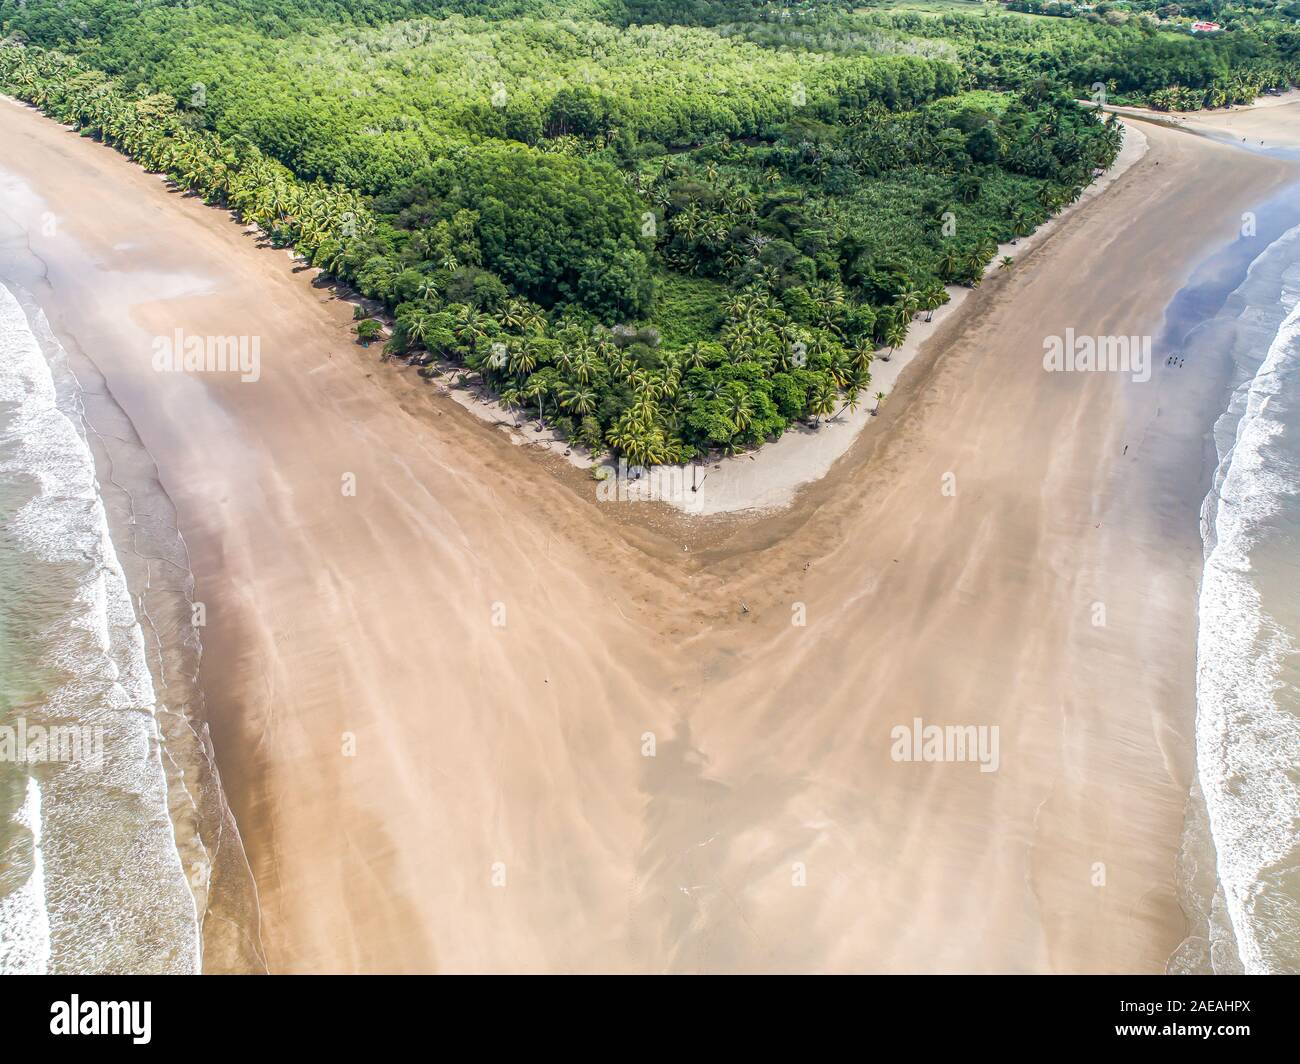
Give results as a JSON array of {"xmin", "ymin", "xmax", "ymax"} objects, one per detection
[
  {"xmin": 0, "ymin": 775, "xmax": 51, "ymax": 974},
  {"xmin": 1196, "ymin": 246, "xmax": 1300, "ymax": 974},
  {"xmin": 0, "ymin": 282, "xmax": 199, "ymax": 973}
]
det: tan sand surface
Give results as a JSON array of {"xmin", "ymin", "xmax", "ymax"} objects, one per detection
[
  {"xmin": 1099, "ymin": 90, "xmax": 1300, "ymax": 151},
  {"xmin": 1, "ymin": 95, "xmax": 1297, "ymax": 972}
]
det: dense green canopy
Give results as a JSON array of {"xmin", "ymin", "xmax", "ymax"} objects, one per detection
[{"xmin": 0, "ymin": 0, "xmax": 1291, "ymax": 464}]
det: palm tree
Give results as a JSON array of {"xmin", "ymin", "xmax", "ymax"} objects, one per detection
[
  {"xmin": 808, "ymin": 378, "xmax": 836, "ymax": 427},
  {"xmin": 509, "ymin": 344, "xmax": 538, "ymax": 379},
  {"xmin": 937, "ymin": 248, "xmax": 962, "ymax": 282},
  {"xmin": 500, "ymin": 387, "xmax": 523, "ymax": 428},
  {"xmin": 607, "ymin": 406, "xmax": 668, "ymax": 467},
  {"xmin": 828, "ymin": 350, "xmax": 852, "ymax": 389},
  {"xmin": 454, "ymin": 306, "xmax": 489, "ymax": 344},
  {"xmin": 571, "ymin": 348, "xmax": 598, "ymax": 384},
  {"xmin": 894, "ymin": 290, "xmax": 921, "ymax": 325},
  {"xmin": 675, "ymin": 202, "xmax": 703, "ymax": 241},
  {"xmin": 726, "ymin": 390, "xmax": 753, "ymax": 436},
  {"xmin": 682, "ymin": 342, "xmax": 710, "ymax": 370},
  {"xmin": 523, "ymin": 375, "xmax": 551, "ymax": 429},
  {"xmin": 404, "ymin": 311, "xmax": 432, "ymax": 349},
  {"xmin": 963, "ymin": 247, "xmax": 988, "ymax": 285},
  {"xmin": 1008, "ymin": 204, "xmax": 1030, "ymax": 237},
  {"xmin": 836, "ymin": 384, "xmax": 863, "ymax": 420},
  {"xmin": 485, "ymin": 342, "xmax": 510, "ymax": 373},
  {"xmin": 921, "ymin": 283, "xmax": 946, "ymax": 323},
  {"xmin": 561, "ymin": 384, "xmax": 598, "ymax": 417},
  {"xmin": 850, "ymin": 337, "xmax": 875, "ymax": 375},
  {"xmin": 882, "ymin": 321, "xmax": 907, "ymax": 361},
  {"xmin": 721, "ymin": 244, "xmax": 745, "ymax": 271},
  {"xmin": 999, "ymin": 256, "xmax": 1014, "ymax": 271},
  {"xmin": 498, "ymin": 298, "xmax": 529, "ymax": 331},
  {"xmin": 722, "ymin": 292, "xmax": 755, "ymax": 322},
  {"xmin": 872, "ymin": 391, "xmax": 888, "ymax": 416}
]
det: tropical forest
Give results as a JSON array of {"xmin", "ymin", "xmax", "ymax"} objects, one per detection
[{"xmin": 1, "ymin": 0, "xmax": 1296, "ymax": 463}]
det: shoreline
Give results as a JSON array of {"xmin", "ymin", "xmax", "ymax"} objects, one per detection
[
  {"xmin": 1, "ymin": 91, "xmax": 1297, "ymax": 972},
  {"xmin": 63, "ymin": 309, "xmax": 269, "ymax": 976},
  {"xmin": 1169, "ymin": 208, "xmax": 1300, "ymax": 974},
  {"xmin": 1096, "ymin": 88, "xmax": 1300, "ymax": 149},
  {"xmin": 1115, "ymin": 186, "xmax": 1300, "ymax": 973},
  {"xmin": 0, "ymin": 245, "xmax": 266, "ymax": 973}
]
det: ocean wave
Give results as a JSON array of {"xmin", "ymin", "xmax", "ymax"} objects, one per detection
[
  {"xmin": 0, "ymin": 775, "xmax": 50, "ymax": 974},
  {"xmin": 1196, "ymin": 240, "xmax": 1300, "ymax": 974},
  {"xmin": 0, "ymin": 282, "xmax": 200, "ymax": 973}
]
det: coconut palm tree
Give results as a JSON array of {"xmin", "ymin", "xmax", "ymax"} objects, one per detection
[
  {"xmin": 500, "ymin": 387, "xmax": 523, "ymax": 428},
  {"xmin": 828, "ymin": 350, "xmax": 853, "ymax": 389},
  {"xmin": 453, "ymin": 305, "xmax": 487, "ymax": 342},
  {"xmin": 894, "ymin": 290, "xmax": 921, "ymax": 325},
  {"xmin": 882, "ymin": 320, "xmax": 907, "ymax": 361},
  {"xmin": 682, "ymin": 342, "xmax": 711, "ymax": 370},
  {"xmin": 509, "ymin": 343, "xmax": 538, "ymax": 379},
  {"xmin": 523, "ymin": 374, "xmax": 551, "ymax": 429},
  {"xmin": 561, "ymin": 384, "xmax": 598, "ymax": 417},
  {"xmin": 726, "ymin": 389, "xmax": 753, "ymax": 436},
  {"xmin": 921, "ymin": 283, "xmax": 946, "ymax": 323},
  {"xmin": 571, "ymin": 348, "xmax": 598, "ymax": 384},
  {"xmin": 937, "ymin": 248, "xmax": 962, "ymax": 282},
  {"xmin": 836, "ymin": 382, "xmax": 864, "ymax": 420},
  {"xmin": 607, "ymin": 407, "xmax": 668, "ymax": 467},
  {"xmin": 498, "ymin": 298, "xmax": 530, "ymax": 332},
  {"xmin": 404, "ymin": 311, "xmax": 433, "ymax": 349},
  {"xmin": 808, "ymin": 377, "xmax": 836, "ymax": 427},
  {"xmin": 850, "ymin": 337, "xmax": 875, "ymax": 375}
]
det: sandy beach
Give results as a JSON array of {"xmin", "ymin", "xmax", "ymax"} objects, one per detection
[
  {"xmin": 1099, "ymin": 89, "xmax": 1300, "ymax": 153},
  {"xmin": 1, "ymin": 93, "xmax": 1297, "ymax": 973}
]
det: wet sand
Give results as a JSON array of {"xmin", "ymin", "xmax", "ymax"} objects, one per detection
[{"xmin": 1, "ymin": 94, "xmax": 1297, "ymax": 973}]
